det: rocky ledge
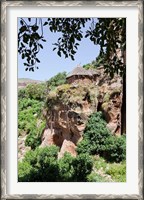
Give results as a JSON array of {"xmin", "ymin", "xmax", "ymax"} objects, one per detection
[{"xmin": 41, "ymin": 67, "xmax": 123, "ymax": 157}]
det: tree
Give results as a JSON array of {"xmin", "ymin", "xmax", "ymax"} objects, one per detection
[
  {"xmin": 18, "ymin": 17, "xmax": 126, "ymax": 134},
  {"xmin": 18, "ymin": 18, "xmax": 90, "ymax": 71},
  {"xmin": 47, "ymin": 71, "xmax": 67, "ymax": 91},
  {"xmin": 77, "ymin": 112, "xmax": 126, "ymax": 163},
  {"xmin": 18, "ymin": 18, "xmax": 125, "ymax": 73}
]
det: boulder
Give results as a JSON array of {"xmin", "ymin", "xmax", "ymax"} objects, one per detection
[{"xmin": 58, "ymin": 139, "xmax": 77, "ymax": 159}]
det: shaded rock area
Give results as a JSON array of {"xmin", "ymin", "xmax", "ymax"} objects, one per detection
[
  {"xmin": 58, "ymin": 139, "xmax": 77, "ymax": 159},
  {"xmin": 41, "ymin": 67, "xmax": 123, "ymax": 157},
  {"xmin": 96, "ymin": 66, "xmax": 122, "ymax": 135}
]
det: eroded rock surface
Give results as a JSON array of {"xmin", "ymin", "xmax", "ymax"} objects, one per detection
[
  {"xmin": 58, "ymin": 139, "xmax": 77, "ymax": 159},
  {"xmin": 96, "ymin": 67, "xmax": 122, "ymax": 135},
  {"xmin": 41, "ymin": 66, "xmax": 123, "ymax": 157}
]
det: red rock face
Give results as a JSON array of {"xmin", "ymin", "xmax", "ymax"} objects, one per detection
[
  {"xmin": 40, "ymin": 66, "xmax": 124, "ymax": 157},
  {"xmin": 41, "ymin": 100, "xmax": 96, "ymax": 156},
  {"xmin": 58, "ymin": 139, "xmax": 77, "ymax": 159},
  {"xmin": 102, "ymin": 92, "xmax": 122, "ymax": 135},
  {"xmin": 97, "ymin": 67, "xmax": 123, "ymax": 135}
]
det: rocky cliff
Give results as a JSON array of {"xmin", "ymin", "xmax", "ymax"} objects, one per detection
[{"xmin": 41, "ymin": 67, "xmax": 123, "ymax": 157}]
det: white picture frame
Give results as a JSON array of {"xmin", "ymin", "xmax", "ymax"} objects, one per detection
[{"xmin": 1, "ymin": 1, "xmax": 143, "ymax": 199}]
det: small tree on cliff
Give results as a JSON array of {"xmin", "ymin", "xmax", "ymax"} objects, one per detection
[{"xmin": 18, "ymin": 17, "xmax": 126, "ymax": 134}]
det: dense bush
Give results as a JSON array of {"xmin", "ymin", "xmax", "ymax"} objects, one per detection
[
  {"xmin": 58, "ymin": 153, "xmax": 93, "ymax": 182},
  {"xmin": 18, "ymin": 97, "xmax": 45, "ymax": 146},
  {"xmin": 58, "ymin": 152, "xmax": 75, "ymax": 181},
  {"xmin": 47, "ymin": 72, "xmax": 67, "ymax": 91},
  {"xmin": 87, "ymin": 156, "xmax": 126, "ymax": 182},
  {"xmin": 77, "ymin": 112, "xmax": 111, "ymax": 155},
  {"xmin": 18, "ymin": 98, "xmax": 43, "ymax": 114},
  {"xmin": 18, "ymin": 88, "xmax": 27, "ymax": 99},
  {"xmin": 18, "ymin": 89, "xmax": 45, "ymax": 147},
  {"xmin": 18, "ymin": 146, "xmax": 60, "ymax": 182},
  {"xmin": 25, "ymin": 121, "xmax": 45, "ymax": 149},
  {"xmin": 25, "ymin": 83, "xmax": 47, "ymax": 100},
  {"xmin": 18, "ymin": 161, "xmax": 33, "ymax": 182},
  {"xmin": 105, "ymin": 160, "xmax": 126, "ymax": 182},
  {"xmin": 77, "ymin": 112, "xmax": 126, "ymax": 163},
  {"xmin": 18, "ymin": 83, "xmax": 47, "ymax": 101},
  {"xmin": 73, "ymin": 153, "xmax": 93, "ymax": 181},
  {"xmin": 18, "ymin": 146, "xmax": 93, "ymax": 182},
  {"xmin": 104, "ymin": 135, "xmax": 126, "ymax": 163},
  {"xmin": 87, "ymin": 173, "xmax": 108, "ymax": 182}
]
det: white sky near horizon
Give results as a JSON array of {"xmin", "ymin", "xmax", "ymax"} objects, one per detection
[{"xmin": 18, "ymin": 18, "xmax": 100, "ymax": 81}]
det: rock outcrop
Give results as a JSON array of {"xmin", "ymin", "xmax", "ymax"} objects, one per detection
[
  {"xmin": 96, "ymin": 66, "xmax": 122, "ymax": 135},
  {"xmin": 41, "ymin": 66, "xmax": 123, "ymax": 157}
]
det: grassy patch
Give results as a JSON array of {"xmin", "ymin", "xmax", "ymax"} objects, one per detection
[
  {"xmin": 90, "ymin": 156, "xmax": 126, "ymax": 182},
  {"xmin": 105, "ymin": 161, "xmax": 126, "ymax": 182}
]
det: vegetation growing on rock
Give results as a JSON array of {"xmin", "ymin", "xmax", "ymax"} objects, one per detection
[
  {"xmin": 18, "ymin": 69, "xmax": 126, "ymax": 182},
  {"xmin": 46, "ymin": 82, "xmax": 98, "ymax": 110},
  {"xmin": 77, "ymin": 112, "xmax": 126, "ymax": 163},
  {"xmin": 47, "ymin": 72, "xmax": 67, "ymax": 91},
  {"xmin": 18, "ymin": 83, "xmax": 47, "ymax": 153},
  {"xmin": 18, "ymin": 146, "xmax": 93, "ymax": 182}
]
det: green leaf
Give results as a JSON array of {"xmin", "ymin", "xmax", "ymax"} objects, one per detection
[
  {"xmin": 20, "ymin": 20, "xmax": 24, "ymax": 26},
  {"xmin": 57, "ymin": 51, "xmax": 61, "ymax": 57},
  {"xmin": 53, "ymin": 47, "xmax": 57, "ymax": 51},
  {"xmin": 65, "ymin": 54, "xmax": 68, "ymax": 58},
  {"xmin": 32, "ymin": 26, "xmax": 39, "ymax": 32},
  {"xmin": 38, "ymin": 44, "xmax": 43, "ymax": 49},
  {"xmin": 85, "ymin": 34, "xmax": 89, "ymax": 38},
  {"xmin": 19, "ymin": 26, "xmax": 27, "ymax": 33},
  {"xmin": 21, "ymin": 42, "xmax": 25, "ymax": 48},
  {"xmin": 43, "ymin": 21, "xmax": 48, "ymax": 26},
  {"xmin": 31, "ymin": 60, "xmax": 34, "ymax": 65},
  {"xmin": 42, "ymin": 39, "xmax": 46, "ymax": 42},
  {"xmin": 71, "ymin": 55, "xmax": 75, "ymax": 60},
  {"xmin": 35, "ymin": 58, "xmax": 40, "ymax": 63},
  {"xmin": 50, "ymin": 26, "xmax": 53, "ymax": 32},
  {"xmin": 24, "ymin": 63, "xmax": 30, "ymax": 66},
  {"xmin": 22, "ymin": 54, "xmax": 25, "ymax": 59},
  {"xmin": 29, "ymin": 42, "xmax": 32, "ymax": 47}
]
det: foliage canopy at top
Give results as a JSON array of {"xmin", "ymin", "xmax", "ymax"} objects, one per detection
[{"xmin": 18, "ymin": 17, "xmax": 126, "ymax": 78}]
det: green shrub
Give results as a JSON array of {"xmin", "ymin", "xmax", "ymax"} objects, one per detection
[
  {"xmin": 73, "ymin": 153, "xmax": 93, "ymax": 182},
  {"xmin": 18, "ymin": 88, "xmax": 27, "ymax": 99},
  {"xmin": 94, "ymin": 156, "xmax": 107, "ymax": 170},
  {"xmin": 25, "ymin": 83, "xmax": 47, "ymax": 101},
  {"xmin": 18, "ymin": 83, "xmax": 47, "ymax": 101},
  {"xmin": 87, "ymin": 173, "xmax": 108, "ymax": 182},
  {"xmin": 88, "ymin": 156, "xmax": 126, "ymax": 182},
  {"xmin": 76, "ymin": 139, "xmax": 91, "ymax": 155},
  {"xmin": 77, "ymin": 112, "xmax": 126, "ymax": 163},
  {"xmin": 105, "ymin": 161, "xmax": 126, "ymax": 182},
  {"xmin": 47, "ymin": 72, "xmax": 67, "ymax": 91},
  {"xmin": 58, "ymin": 153, "xmax": 75, "ymax": 182},
  {"xmin": 18, "ymin": 146, "xmax": 93, "ymax": 182},
  {"xmin": 18, "ymin": 96, "xmax": 44, "ymax": 139},
  {"xmin": 77, "ymin": 112, "xmax": 111, "ymax": 155},
  {"xmin": 25, "ymin": 121, "xmax": 45, "ymax": 149},
  {"xmin": 103, "ymin": 135, "xmax": 126, "ymax": 163},
  {"xmin": 18, "ymin": 161, "xmax": 33, "ymax": 182},
  {"xmin": 18, "ymin": 146, "xmax": 60, "ymax": 182}
]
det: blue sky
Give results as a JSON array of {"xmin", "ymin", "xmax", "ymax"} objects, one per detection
[{"xmin": 18, "ymin": 18, "xmax": 100, "ymax": 81}]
